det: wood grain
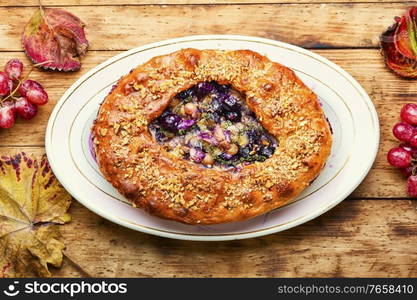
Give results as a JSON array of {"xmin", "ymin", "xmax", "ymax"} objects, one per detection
[
  {"xmin": 0, "ymin": 4, "xmax": 407, "ymax": 51},
  {"xmin": 0, "ymin": 1, "xmax": 408, "ymax": 7},
  {"xmin": 51, "ymin": 200, "xmax": 417, "ymax": 277},
  {"xmin": 0, "ymin": 49, "xmax": 410, "ymax": 198},
  {"xmin": 2, "ymin": 148, "xmax": 414, "ymax": 277}
]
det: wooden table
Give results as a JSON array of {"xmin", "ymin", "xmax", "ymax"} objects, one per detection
[{"xmin": 1, "ymin": 0, "xmax": 416, "ymax": 277}]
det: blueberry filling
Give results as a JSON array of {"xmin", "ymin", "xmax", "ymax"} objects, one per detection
[{"xmin": 148, "ymin": 81, "xmax": 278, "ymax": 169}]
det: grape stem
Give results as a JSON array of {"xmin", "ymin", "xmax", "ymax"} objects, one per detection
[{"xmin": 0, "ymin": 60, "xmax": 52, "ymax": 106}]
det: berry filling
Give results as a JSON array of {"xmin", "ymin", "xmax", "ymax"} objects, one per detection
[{"xmin": 148, "ymin": 81, "xmax": 278, "ymax": 169}]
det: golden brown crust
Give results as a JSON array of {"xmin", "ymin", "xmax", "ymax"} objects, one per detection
[{"xmin": 92, "ymin": 49, "xmax": 332, "ymax": 224}]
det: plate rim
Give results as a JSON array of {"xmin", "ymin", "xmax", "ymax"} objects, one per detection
[{"xmin": 45, "ymin": 34, "xmax": 380, "ymax": 241}]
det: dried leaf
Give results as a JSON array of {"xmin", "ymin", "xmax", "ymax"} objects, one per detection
[
  {"xmin": 381, "ymin": 22, "xmax": 417, "ymax": 78},
  {"xmin": 394, "ymin": 8, "xmax": 417, "ymax": 60},
  {"xmin": 0, "ymin": 153, "xmax": 72, "ymax": 277},
  {"xmin": 22, "ymin": 7, "xmax": 89, "ymax": 72},
  {"xmin": 381, "ymin": 7, "xmax": 417, "ymax": 78}
]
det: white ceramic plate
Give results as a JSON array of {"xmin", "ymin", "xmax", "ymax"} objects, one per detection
[{"xmin": 45, "ymin": 35, "xmax": 379, "ymax": 241}]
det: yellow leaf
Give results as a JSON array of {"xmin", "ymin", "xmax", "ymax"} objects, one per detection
[{"xmin": 0, "ymin": 153, "xmax": 72, "ymax": 277}]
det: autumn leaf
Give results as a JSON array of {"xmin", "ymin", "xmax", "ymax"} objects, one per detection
[
  {"xmin": 0, "ymin": 153, "xmax": 72, "ymax": 277},
  {"xmin": 380, "ymin": 7, "xmax": 417, "ymax": 78},
  {"xmin": 394, "ymin": 8, "xmax": 417, "ymax": 60},
  {"xmin": 381, "ymin": 21, "xmax": 417, "ymax": 78},
  {"xmin": 22, "ymin": 6, "xmax": 89, "ymax": 72}
]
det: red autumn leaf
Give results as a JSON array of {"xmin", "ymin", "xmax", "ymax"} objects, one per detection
[
  {"xmin": 381, "ymin": 7, "xmax": 417, "ymax": 78},
  {"xmin": 394, "ymin": 8, "xmax": 417, "ymax": 60},
  {"xmin": 22, "ymin": 7, "xmax": 89, "ymax": 72},
  {"xmin": 381, "ymin": 22, "xmax": 417, "ymax": 78},
  {"xmin": 394, "ymin": 16, "xmax": 416, "ymax": 60}
]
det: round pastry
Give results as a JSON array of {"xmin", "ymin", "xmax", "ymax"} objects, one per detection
[{"xmin": 92, "ymin": 49, "xmax": 332, "ymax": 225}]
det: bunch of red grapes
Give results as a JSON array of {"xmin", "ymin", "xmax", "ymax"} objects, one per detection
[
  {"xmin": 387, "ymin": 103, "xmax": 417, "ymax": 197},
  {"xmin": 0, "ymin": 59, "xmax": 48, "ymax": 129}
]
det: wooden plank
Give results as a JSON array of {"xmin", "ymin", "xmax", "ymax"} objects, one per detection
[
  {"xmin": 52, "ymin": 199, "xmax": 417, "ymax": 277},
  {"xmin": 0, "ymin": 48, "xmax": 412, "ymax": 198},
  {"xmin": 0, "ymin": 147, "xmax": 46, "ymax": 156},
  {"xmin": 0, "ymin": 1, "xmax": 408, "ymax": 7},
  {"xmin": 0, "ymin": 4, "xmax": 407, "ymax": 51}
]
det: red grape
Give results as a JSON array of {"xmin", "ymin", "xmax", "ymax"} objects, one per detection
[
  {"xmin": 407, "ymin": 175, "xmax": 417, "ymax": 197},
  {"xmin": 0, "ymin": 59, "xmax": 48, "ymax": 128},
  {"xmin": 14, "ymin": 97, "xmax": 37, "ymax": 120},
  {"xmin": 388, "ymin": 105, "xmax": 417, "ymax": 198},
  {"xmin": 0, "ymin": 71, "xmax": 11, "ymax": 96},
  {"xmin": 18, "ymin": 80, "xmax": 48, "ymax": 105},
  {"xmin": 4, "ymin": 59, "xmax": 23, "ymax": 80},
  {"xmin": 400, "ymin": 142, "xmax": 413, "ymax": 152},
  {"xmin": 393, "ymin": 122, "xmax": 414, "ymax": 142},
  {"xmin": 401, "ymin": 103, "xmax": 417, "ymax": 125},
  {"xmin": 387, "ymin": 147, "xmax": 412, "ymax": 168},
  {"xmin": 400, "ymin": 166, "xmax": 413, "ymax": 177},
  {"xmin": 410, "ymin": 133, "xmax": 417, "ymax": 148},
  {"xmin": 399, "ymin": 143, "xmax": 417, "ymax": 158},
  {"xmin": 0, "ymin": 101, "xmax": 16, "ymax": 129}
]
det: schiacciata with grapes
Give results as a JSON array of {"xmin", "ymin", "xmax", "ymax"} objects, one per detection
[{"xmin": 92, "ymin": 49, "xmax": 332, "ymax": 224}]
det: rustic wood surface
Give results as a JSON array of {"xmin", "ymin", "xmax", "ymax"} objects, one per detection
[
  {"xmin": 0, "ymin": 0, "xmax": 416, "ymax": 277},
  {"xmin": 0, "ymin": 4, "xmax": 410, "ymax": 51},
  {"xmin": 0, "ymin": 1, "xmax": 410, "ymax": 7}
]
